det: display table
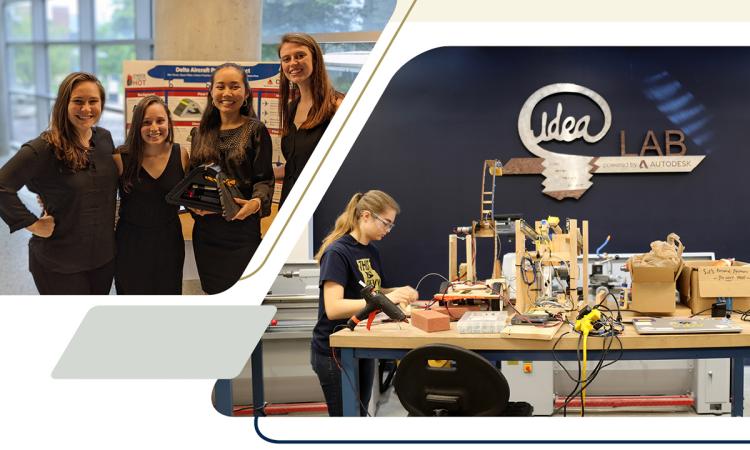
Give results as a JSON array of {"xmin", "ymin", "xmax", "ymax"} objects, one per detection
[{"xmin": 330, "ymin": 317, "xmax": 750, "ymax": 416}]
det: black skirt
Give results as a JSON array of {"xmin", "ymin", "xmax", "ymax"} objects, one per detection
[
  {"xmin": 191, "ymin": 214, "xmax": 260, "ymax": 294},
  {"xmin": 115, "ymin": 219, "xmax": 184, "ymax": 294}
]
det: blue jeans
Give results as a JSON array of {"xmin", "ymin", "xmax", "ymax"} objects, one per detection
[{"xmin": 310, "ymin": 350, "xmax": 374, "ymax": 416}]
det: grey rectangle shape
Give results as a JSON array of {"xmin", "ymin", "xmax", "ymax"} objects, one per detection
[{"xmin": 53, "ymin": 305, "xmax": 276, "ymax": 379}]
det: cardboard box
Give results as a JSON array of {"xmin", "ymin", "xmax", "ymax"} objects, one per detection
[
  {"xmin": 629, "ymin": 263, "xmax": 682, "ymax": 314},
  {"xmin": 678, "ymin": 260, "xmax": 750, "ymax": 314}
]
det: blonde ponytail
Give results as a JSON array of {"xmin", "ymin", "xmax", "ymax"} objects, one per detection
[{"xmin": 315, "ymin": 190, "xmax": 399, "ymax": 262}]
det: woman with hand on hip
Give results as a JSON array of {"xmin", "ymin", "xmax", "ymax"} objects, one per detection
[
  {"xmin": 0, "ymin": 72, "xmax": 118, "ymax": 294},
  {"xmin": 188, "ymin": 62, "xmax": 274, "ymax": 294},
  {"xmin": 113, "ymin": 95, "xmax": 189, "ymax": 294},
  {"xmin": 312, "ymin": 190, "xmax": 418, "ymax": 416},
  {"xmin": 278, "ymin": 32, "xmax": 343, "ymax": 207}
]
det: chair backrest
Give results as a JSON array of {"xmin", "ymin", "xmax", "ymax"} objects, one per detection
[{"xmin": 392, "ymin": 343, "xmax": 510, "ymax": 416}]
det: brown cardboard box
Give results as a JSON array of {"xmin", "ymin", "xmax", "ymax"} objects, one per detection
[
  {"xmin": 678, "ymin": 261, "xmax": 750, "ymax": 314},
  {"xmin": 629, "ymin": 263, "xmax": 682, "ymax": 314}
]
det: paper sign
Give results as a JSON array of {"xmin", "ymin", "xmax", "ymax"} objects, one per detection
[{"xmin": 698, "ymin": 266, "xmax": 750, "ymax": 297}]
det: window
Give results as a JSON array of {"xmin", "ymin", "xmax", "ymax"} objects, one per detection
[
  {"xmin": 7, "ymin": 44, "xmax": 34, "ymax": 91},
  {"xmin": 46, "ymin": 0, "xmax": 79, "ymax": 40},
  {"xmin": 4, "ymin": 0, "xmax": 32, "ymax": 40},
  {"xmin": 95, "ymin": 0, "xmax": 134, "ymax": 40},
  {"xmin": 48, "ymin": 45, "xmax": 81, "ymax": 94},
  {"xmin": 261, "ymin": 0, "xmax": 396, "ymax": 93},
  {"xmin": 1, "ymin": 0, "xmax": 152, "ymax": 152}
]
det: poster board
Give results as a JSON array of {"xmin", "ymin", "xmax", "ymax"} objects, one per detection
[{"xmin": 122, "ymin": 60, "xmax": 283, "ymax": 166}]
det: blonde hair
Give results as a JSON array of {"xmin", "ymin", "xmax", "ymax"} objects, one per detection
[{"xmin": 315, "ymin": 190, "xmax": 400, "ymax": 262}]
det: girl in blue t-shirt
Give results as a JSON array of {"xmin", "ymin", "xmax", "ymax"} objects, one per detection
[{"xmin": 312, "ymin": 190, "xmax": 418, "ymax": 416}]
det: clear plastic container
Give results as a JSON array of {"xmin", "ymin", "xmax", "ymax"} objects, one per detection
[{"xmin": 457, "ymin": 311, "xmax": 508, "ymax": 334}]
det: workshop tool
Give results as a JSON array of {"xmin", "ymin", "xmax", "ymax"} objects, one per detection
[
  {"xmin": 574, "ymin": 305, "xmax": 602, "ymax": 416},
  {"xmin": 347, "ymin": 281, "xmax": 408, "ymax": 331}
]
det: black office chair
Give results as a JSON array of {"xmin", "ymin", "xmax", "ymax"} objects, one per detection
[{"xmin": 393, "ymin": 344, "xmax": 533, "ymax": 416}]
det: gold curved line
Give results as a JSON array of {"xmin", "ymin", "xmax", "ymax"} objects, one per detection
[{"xmin": 238, "ymin": 0, "xmax": 419, "ymax": 282}]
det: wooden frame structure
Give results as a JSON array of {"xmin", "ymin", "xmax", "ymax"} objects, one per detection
[{"xmin": 514, "ymin": 218, "xmax": 589, "ymax": 313}]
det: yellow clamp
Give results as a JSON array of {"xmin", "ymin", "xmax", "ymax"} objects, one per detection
[{"xmin": 575, "ymin": 308, "xmax": 601, "ymax": 335}]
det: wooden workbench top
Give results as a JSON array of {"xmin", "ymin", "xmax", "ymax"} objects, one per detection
[{"xmin": 330, "ymin": 315, "xmax": 750, "ymax": 352}]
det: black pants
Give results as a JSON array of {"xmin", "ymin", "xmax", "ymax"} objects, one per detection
[
  {"xmin": 30, "ymin": 255, "xmax": 115, "ymax": 295},
  {"xmin": 310, "ymin": 349, "xmax": 374, "ymax": 417}
]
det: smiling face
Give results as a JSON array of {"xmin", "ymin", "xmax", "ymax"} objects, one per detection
[
  {"xmin": 211, "ymin": 66, "xmax": 249, "ymax": 115},
  {"xmin": 360, "ymin": 208, "xmax": 397, "ymax": 242},
  {"xmin": 139, "ymin": 102, "xmax": 170, "ymax": 146},
  {"xmin": 280, "ymin": 42, "xmax": 314, "ymax": 86},
  {"xmin": 67, "ymin": 81, "xmax": 102, "ymax": 137}
]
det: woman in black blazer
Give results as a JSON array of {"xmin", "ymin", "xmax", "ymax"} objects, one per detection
[{"xmin": 0, "ymin": 72, "xmax": 118, "ymax": 294}]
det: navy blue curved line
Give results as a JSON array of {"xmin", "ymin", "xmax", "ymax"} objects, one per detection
[{"xmin": 254, "ymin": 417, "xmax": 750, "ymax": 445}]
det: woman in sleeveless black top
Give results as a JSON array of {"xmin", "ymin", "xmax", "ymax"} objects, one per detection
[
  {"xmin": 278, "ymin": 33, "xmax": 343, "ymax": 207},
  {"xmin": 114, "ymin": 96, "xmax": 188, "ymax": 294}
]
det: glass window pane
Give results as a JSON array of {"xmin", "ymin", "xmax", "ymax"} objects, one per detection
[
  {"xmin": 46, "ymin": 0, "xmax": 79, "ymax": 40},
  {"xmin": 10, "ymin": 94, "xmax": 38, "ymax": 144},
  {"xmin": 7, "ymin": 45, "xmax": 34, "ymax": 92},
  {"xmin": 95, "ymin": 0, "xmax": 135, "ymax": 40},
  {"xmin": 321, "ymin": 43, "xmax": 373, "ymax": 94},
  {"xmin": 99, "ymin": 109, "xmax": 125, "ymax": 145},
  {"xmin": 48, "ymin": 45, "xmax": 81, "ymax": 95},
  {"xmin": 96, "ymin": 44, "xmax": 135, "ymax": 109},
  {"xmin": 261, "ymin": 0, "xmax": 395, "ymax": 42},
  {"xmin": 4, "ymin": 1, "xmax": 32, "ymax": 40}
]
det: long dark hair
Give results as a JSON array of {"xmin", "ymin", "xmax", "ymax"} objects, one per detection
[
  {"xmin": 42, "ymin": 72, "xmax": 106, "ymax": 171},
  {"xmin": 278, "ymin": 33, "xmax": 341, "ymax": 136},
  {"xmin": 191, "ymin": 62, "xmax": 256, "ymax": 166},
  {"xmin": 119, "ymin": 95, "xmax": 174, "ymax": 193}
]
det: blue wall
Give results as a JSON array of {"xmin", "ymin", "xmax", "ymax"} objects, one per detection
[{"xmin": 313, "ymin": 47, "xmax": 750, "ymax": 297}]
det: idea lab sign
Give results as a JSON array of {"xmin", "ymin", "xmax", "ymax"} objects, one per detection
[{"xmin": 505, "ymin": 83, "xmax": 705, "ymax": 200}]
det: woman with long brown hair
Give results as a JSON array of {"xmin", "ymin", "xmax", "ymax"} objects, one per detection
[
  {"xmin": 188, "ymin": 62, "xmax": 274, "ymax": 294},
  {"xmin": 278, "ymin": 32, "xmax": 343, "ymax": 206},
  {"xmin": 0, "ymin": 72, "xmax": 118, "ymax": 294},
  {"xmin": 312, "ymin": 190, "xmax": 418, "ymax": 416},
  {"xmin": 113, "ymin": 95, "xmax": 189, "ymax": 294}
]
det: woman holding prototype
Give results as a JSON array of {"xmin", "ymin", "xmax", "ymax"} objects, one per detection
[{"xmin": 188, "ymin": 62, "xmax": 275, "ymax": 294}]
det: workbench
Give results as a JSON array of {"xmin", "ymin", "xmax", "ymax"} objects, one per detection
[{"xmin": 329, "ymin": 317, "xmax": 750, "ymax": 417}]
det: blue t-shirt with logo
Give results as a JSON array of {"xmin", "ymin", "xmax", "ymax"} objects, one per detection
[{"xmin": 312, "ymin": 234, "xmax": 387, "ymax": 355}]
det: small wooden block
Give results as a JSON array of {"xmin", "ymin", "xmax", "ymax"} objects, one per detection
[{"xmin": 411, "ymin": 309, "xmax": 450, "ymax": 333}]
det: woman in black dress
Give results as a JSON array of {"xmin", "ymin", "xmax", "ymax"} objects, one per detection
[
  {"xmin": 189, "ymin": 62, "xmax": 274, "ymax": 294},
  {"xmin": 113, "ymin": 95, "xmax": 189, "ymax": 294},
  {"xmin": 0, "ymin": 72, "xmax": 118, "ymax": 294},
  {"xmin": 278, "ymin": 33, "xmax": 343, "ymax": 207}
]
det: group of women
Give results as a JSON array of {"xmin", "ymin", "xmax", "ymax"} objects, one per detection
[
  {"xmin": 0, "ymin": 32, "xmax": 412, "ymax": 417},
  {"xmin": 0, "ymin": 32, "xmax": 339, "ymax": 295}
]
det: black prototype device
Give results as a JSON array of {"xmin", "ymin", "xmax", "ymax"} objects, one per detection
[{"xmin": 166, "ymin": 165, "xmax": 244, "ymax": 221}]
